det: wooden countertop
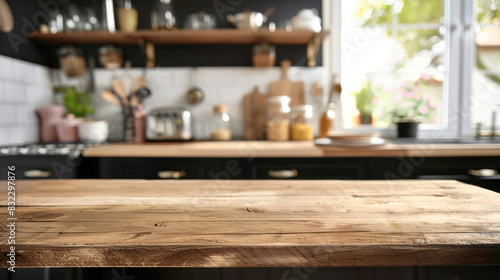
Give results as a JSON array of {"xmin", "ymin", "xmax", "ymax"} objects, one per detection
[
  {"xmin": 82, "ymin": 141, "xmax": 500, "ymax": 158},
  {"xmin": 2, "ymin": 179, "xmax": 500, "ymax": 267}
]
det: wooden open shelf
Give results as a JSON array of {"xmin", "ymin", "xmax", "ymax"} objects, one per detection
[
  {"xmin": 30, "ymin": 29, "xmax": 329, "ymax": 45},
  {"xmin": 30, "ymin": 29, "xmax": 329, "ymax": 67}
]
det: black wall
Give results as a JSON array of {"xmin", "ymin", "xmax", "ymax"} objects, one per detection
[{"xmin": 0, "ymin": 0, "xmax": 322, "ymax": 68}]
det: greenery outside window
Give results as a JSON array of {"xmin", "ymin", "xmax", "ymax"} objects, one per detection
[{"xmin": 323, "ymin": 0, "xmax": 498, "ymax": 138}]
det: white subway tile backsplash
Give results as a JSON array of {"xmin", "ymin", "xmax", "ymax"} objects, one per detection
[
  {"xmin": 16, "ymin": 105, "xmax": 37, "ymax": 125},
  {"xmin": 197, "ymin": 68, "xmax": 233, "ymax": 86},
  {"xmin": 259, "ymin": 68, "xmax": 283, "ymax": 85},
  {"xmin": 0, "ymin": 127, "xmax": 8, "ymax": 146},
  {"xmin": 0, "ymin": 105, "xmax": 17, "ymax": 125},
  {"xmin": 199, "ymin": 86, "xmax": 219, "ymax": 104},
  {"xmin": 0, "ymin": 56, "xmax": 52, "ymax": 145},
  {"xmin": 144, "ymin": 85, "xmax": 188, "ymax": 109},
  {"xmin": 8, "ymin": 126, "xmax": 38, "ymax": 145},
  {"xmin": 25, "ymin": 86, "xmax": 52, "ymax": 105},
  {"xmin": 12, "ymin": 60, "xmax": 36, "ymax": 84},
  {"xmin": 3, "ymin": 82, "xmax": 26, "ymax": 103},
  {"xmin": 218, "ymin": 85, "xmax": 254, "ymax": 104},
  {"xmin": 0, "ymin": 81, "xmax": 4, "ymax": 101},
  {"xmin": 0, "ymin": 55, "xmax": 14, "ymax": 80},
  {"xmin": 170, "ymin": 68, "xmax": 193, "ymax": 87},
  {"xmin": 146, "ymin": 68, "xmax": 174, "ymax": 87},
  {"xmin": 33, "ymin": 66, "xmax": 52, "ymax": 86}
]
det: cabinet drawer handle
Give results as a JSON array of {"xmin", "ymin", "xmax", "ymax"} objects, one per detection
[
  {"xmin": 468, "ymin": 169, "xmax": 498, "ymax": 177},
  {"xmin": 268, "ymin": 169, "xmax": 298, "ymax": 179},
  {"xmin": 158, "ymin": 171, "xmax": 187, "ymax": 179},
  {"xmin": 24, "ymin": 170, "xmax": 52, "ymax": 178}
]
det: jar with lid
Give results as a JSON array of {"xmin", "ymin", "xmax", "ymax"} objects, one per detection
[
  {"xmin": 291, "ymin": 105, "xmax": 314, "ymax": 141},
  {"xmin": 117, "ymin": 0, "xmax": 138, "ymax": 32},
  {"xmin": 253, "ymin": 43, "xmax": 276, "ymax": 67},
  {"xmin": 57, "ymin": 46, "xmax": 87, "ymax": 78},
  {"xmin": 99, "ymin": 45, "xmax": 124, "ymax": 69},
  {"xmin": 266, "ymin": 96, "xmax": 291, "ymax": 141},
  {"xmin": 211, "ymin": 105, "xmax": 232, "ymax": 141},
  {"xmin": 151, "ymin": 0, "xmax": 177, "ymax": 30}
]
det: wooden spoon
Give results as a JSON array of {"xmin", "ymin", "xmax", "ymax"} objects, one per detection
[
  {"xmin": 132, "ymin": 76, "xmax": 147, "ymax": 94},
  {"xmin": 101, "ymin": 90, "xmax": 121, "ymax": 106},
  {"xmin": 111, "ymin": 79, "xmax": 128, "ymax": 106}
]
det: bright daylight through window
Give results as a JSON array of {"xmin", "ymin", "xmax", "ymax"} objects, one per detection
[
  {"xmin": 339, "ymin": 0, "xmax": 446, "ymax": 129},
  {"xmin": 472, "ymin": 0, "xmax": 500, "ymax": 129}
]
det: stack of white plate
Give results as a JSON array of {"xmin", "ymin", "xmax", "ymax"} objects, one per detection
[{"xmin": 315, "ymin": 134, "xmax": 386, "ymax": 147}]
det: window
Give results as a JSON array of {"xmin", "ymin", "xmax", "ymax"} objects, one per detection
[
  {"xmin": 322, "ymin": 0, "xmax": 481, "ymax": 137},
  {"xmin": 471, "ymin": 0, "xmax": 500, "ymax": 129}
]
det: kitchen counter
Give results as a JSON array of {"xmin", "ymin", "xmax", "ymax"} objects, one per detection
[
  {"xmin": 2, "ymin": 179, "xmax": 500, "ymax": 267},
  {"xmin": 81, "ymin": 141, "xmax": 500, "ymax": 158}
]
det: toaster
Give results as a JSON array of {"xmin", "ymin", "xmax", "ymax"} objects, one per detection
[{"xmin": 146, "ymin": 107, "xmax": 193, "ymax": 141}]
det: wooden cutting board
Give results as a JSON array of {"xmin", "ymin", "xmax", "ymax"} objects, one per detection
[
  {"xmin": 244, "ymin": 86, "xmax": 268, "ymax": 140},
  {"xmin": 270, "ymin": 60, "xmax": 305, "ymax": 107}
]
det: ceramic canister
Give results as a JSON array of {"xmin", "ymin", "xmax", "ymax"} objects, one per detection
[{"xmin": 36, "ymin": 103, "xmax": 66, "ymax": 142}]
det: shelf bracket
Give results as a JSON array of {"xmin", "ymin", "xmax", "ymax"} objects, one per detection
[
  {"xmin": 139, "ymin": 38, "xmax": 156, "ymax": 68},
  {"xmin": 307, "ymin": 34, "xmax": 322, "ymax": 67},
  {"xmin": 145, "ymin": 41, "xmax": 156, "ymax": 68}
]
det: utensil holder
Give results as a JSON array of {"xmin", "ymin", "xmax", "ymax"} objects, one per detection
[{"xmin": 122, "ymin": 106, "xmax": 137, "ymax": 142}]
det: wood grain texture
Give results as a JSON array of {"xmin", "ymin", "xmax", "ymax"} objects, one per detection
[
  {"xmin": 29, "ymin": 30, "xmax": 329, "ymax": 46},
  {"xmin": 82, "ymin": 141, "xmax": 324, "ymax": 158},
  {"xmin": 1, "ymin": 180, "xmax": 500, "ymax": 268},
  {"xmin": 81, "ymin": 141, "xmax": 500, "ymax": 158}
]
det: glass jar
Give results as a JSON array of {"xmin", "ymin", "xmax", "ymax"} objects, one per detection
[
  {"xmin": 266, "ymin": 96, "xmax": 291, "ymax": 141},
  {"xmin": 319, "ymin": 103, "xmax": 335, "ymax": 138},
  {"xmin": 151, "ymin": 0, "xmax": 177, "ymax": 30},
  {"xmin": 99, "ymin": 45, "xmax": 123, "ymax": 69},
  {"xmin": 210, "ymin": 105, "xmax": 232, "ymax": 141},
  {"xmin": 291, "ymin": 105, "xmax": 314, "ymax": 141},
  {"xmin": 253, "ymin": 43, "xmax": 276, "ymax": 67},
  {"xmin": 57, "ymin": 45, "xmax": 87, "ymax": 78}
]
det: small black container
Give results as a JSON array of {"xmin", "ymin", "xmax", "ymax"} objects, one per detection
[{"xmin": 396, "ymin": 121, "xmax": 420, "ymax": 138}]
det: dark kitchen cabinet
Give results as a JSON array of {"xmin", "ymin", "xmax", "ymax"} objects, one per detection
[
  {"xmin": 0, "ymin": 156, "xmax": 81, "ymax": 180},
  {"xmin": 92, "ymin": 157, "xmax": 375, "ymax": 180},
  {"xmin": 97, "ymin": 158, "xmax": 209, "ymax": 179},
  {"xmin": 86, "ymin": 156, "xmax": 500, "ymax": 193},
  {"xmin": 250, "ymin": 158, "xmax": 370, "ymax": 180},
  {"xmin": 399, "ymin": 157, "xmax": 500, "ymax": 192}
]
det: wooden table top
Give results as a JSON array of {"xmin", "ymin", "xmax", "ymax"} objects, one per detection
[
  {"xmin": 82, "ymin": 141, "xmax": 500, "ymax": 158},
  {"xmin": 1, "ymin": 180, "xmax": 500, "ymax": 268}
]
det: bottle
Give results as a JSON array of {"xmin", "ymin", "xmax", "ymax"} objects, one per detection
[
  {"xmin": 319, "ymin": 82, "xmax": 341, "ymax": 138},
  {"xmin": 319, "ymin": 103, "xmax": 335, "ymax": 138},
  {"xmin": 291, "ymin": 105, "xmax": 314, "ymax": 141},
  {"xmin": 151, "ymin": 0, "xmax": 177, "ymax": 30},
  {"xmin": 210, "ymin": 105, "xmax": 232, "ymax": 141},
  {"xmin": 134, "ymin": 104, "xmax": 147, "ymax": 143},
  {"xmin": 117, "ymin": 0, "xmax": 138, "ymax": 32},
  {"xmin": 266, "ymin": 96, "xmax": 291, "ymax": 141}
]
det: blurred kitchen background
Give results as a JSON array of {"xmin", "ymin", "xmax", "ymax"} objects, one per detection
[{"xmin": 0, "ymin": 0, "xmax": 499, "ymax": 145}]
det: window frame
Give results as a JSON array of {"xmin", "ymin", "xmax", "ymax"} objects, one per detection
[{"xmin": 322, "ymin": 0, "xmax": 467, "ymax": 138}]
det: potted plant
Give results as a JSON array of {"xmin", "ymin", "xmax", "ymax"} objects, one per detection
[
  {"xmin": 62, "ymin": 87, "xmax": 94, "ymax": 118},
  {"xmin": 354, "ymin": 81, "xmax": 374, "ymax": 125},
  {"xmin": 394, "ymin": 115, "xmax": 421, "ymax": 138}
]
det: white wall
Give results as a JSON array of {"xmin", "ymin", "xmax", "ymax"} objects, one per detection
[
  {"xmin": 0, "ymin": 55, "xmax": 53, "ymax": 146},
  {"xmin": 53, "ymin": 67, "xmax": 325, "ymax": 141}
]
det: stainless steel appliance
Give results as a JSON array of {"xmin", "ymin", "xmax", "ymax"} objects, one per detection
[{"xmin": 146, "ymin": 107, "xmax": 192, "ymax": 141}]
